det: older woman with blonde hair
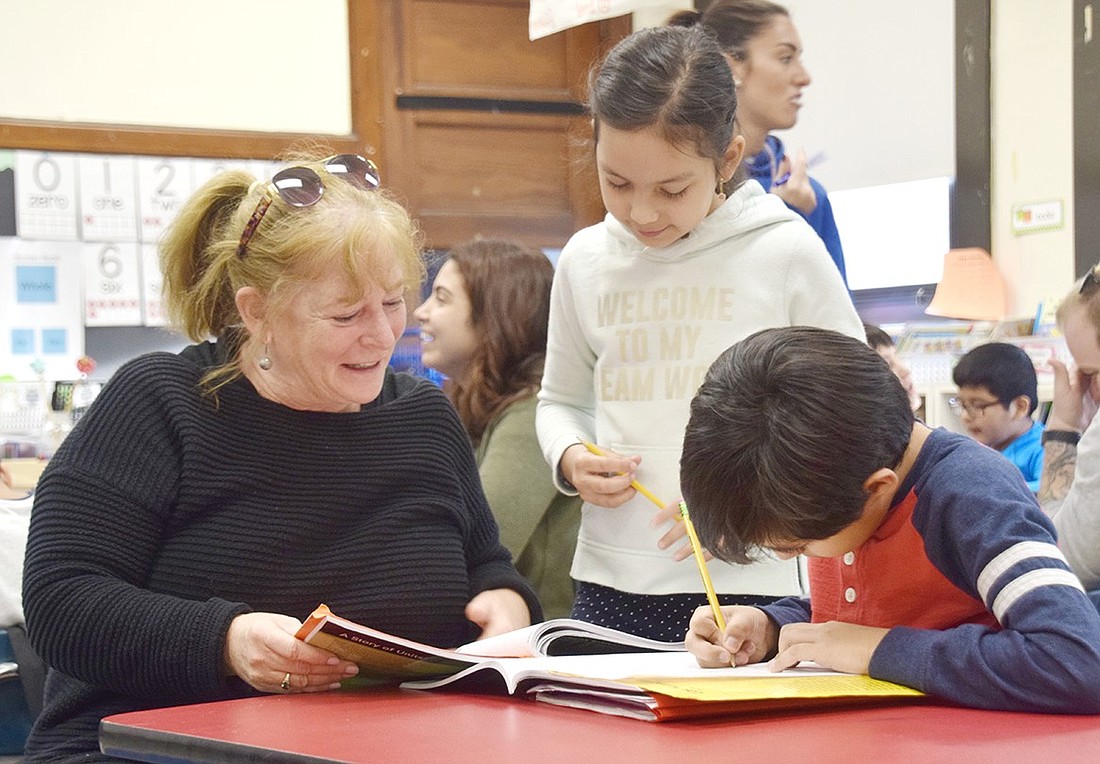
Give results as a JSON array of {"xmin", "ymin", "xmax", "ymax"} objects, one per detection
[{"xmin": 22, "ymin": 152, "xmax": 538, "ymax": 760}]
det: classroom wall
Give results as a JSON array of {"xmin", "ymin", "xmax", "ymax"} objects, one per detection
[
  {"xmin": 764, "ymin": 0, "xmax": 957, "ymax": 192},
  {"xmin": 0, "ymin": 0, "xmax": 351, "ymax": 135},
  {"xmin": 747, "ymin": 0, "xmax": 956, "ymax": 294},
  {"xmin": 991, "ymin": 0, "xmax": 1076, "ymax": 317}
]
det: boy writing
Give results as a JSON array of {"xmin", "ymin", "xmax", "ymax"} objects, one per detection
[
  {"xmin": 680, "ymin": 326, "xmax": 1100, "ymax": 713},
  {"xmin": 951, "ymin": 342, "xmax": 1045, "ymax": 491}
]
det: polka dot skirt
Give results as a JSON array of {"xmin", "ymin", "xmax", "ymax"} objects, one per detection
[{"xmin": 570, "ymin": 580, "xmax": 780, "ymax": 642}]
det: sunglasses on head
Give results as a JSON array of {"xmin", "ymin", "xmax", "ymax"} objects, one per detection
[{"xmin": 236, "ymin": 154, "xmax": 380, "ymax": 259}]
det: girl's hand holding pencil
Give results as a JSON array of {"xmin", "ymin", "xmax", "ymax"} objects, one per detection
[{"xmin": 561, "ymin": 438, "xmax": 641, "ymax": 508}]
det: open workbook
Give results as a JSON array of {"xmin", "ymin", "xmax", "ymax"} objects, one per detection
[
  {"xmin": 294, "ymin": 604, "xmax": 923, "ymax": 721},
  {"xmin": 453, "ymin": 615, "xmax": 685, "ymax": 658}
]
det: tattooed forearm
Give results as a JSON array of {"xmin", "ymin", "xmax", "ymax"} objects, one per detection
[{"xmin": 1038, "ymin": 441, "xmax": 1078, "ymax": 507}]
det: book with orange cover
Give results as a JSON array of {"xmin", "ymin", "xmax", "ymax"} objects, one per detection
[{"xmin": 294, "ymin": 604, "xmax": 924, "ymax": 722}]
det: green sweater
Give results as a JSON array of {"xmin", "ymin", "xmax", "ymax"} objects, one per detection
[{"xmin": 476, "ymin": 394, "xmax": 580, "ymax": 619}]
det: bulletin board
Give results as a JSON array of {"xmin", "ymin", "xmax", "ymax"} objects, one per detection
[{"xmin": 0, "ymin": 150, "xmax": 295, "ymax": 381}]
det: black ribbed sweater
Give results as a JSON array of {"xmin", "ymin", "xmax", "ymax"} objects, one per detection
[{"xmin": 22, "ymin": 342, "xmax": 539, "ymax": 761}]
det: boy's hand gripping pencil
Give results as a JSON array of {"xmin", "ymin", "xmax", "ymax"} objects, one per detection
[{"xmin": 577, "ymin": 438, "xmax": 727, "ymax": 632}]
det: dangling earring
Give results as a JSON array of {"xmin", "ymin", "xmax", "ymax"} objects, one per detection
[
  {"xmin": 258, "ymin": 344, "xmax": 273, "ymax": 371},
  {"xmin": 716, "ymin": 177, "xmax": 727, "ymax": 201}
]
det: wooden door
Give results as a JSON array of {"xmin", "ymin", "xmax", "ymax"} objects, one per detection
[{"xmin": 375, "ymin": 0, "xmax": 628, "ymax": 250}]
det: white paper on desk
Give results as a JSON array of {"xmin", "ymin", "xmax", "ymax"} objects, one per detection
[
  {"xmin": 534, "ymin": 651, "xmax": 840, "ymax": 680},
  {"xmin": 403, "ymin": 650, "xmax": 841, "ymax": 695}
]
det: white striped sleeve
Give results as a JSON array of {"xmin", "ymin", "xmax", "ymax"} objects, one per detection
[
  {"xmin": 976, "ymin": 541, "xmax": 1083, "ymax": 621},
  {"xmin": 990, "ymin": 568, "xmax": 1085, "ymax": 621}
]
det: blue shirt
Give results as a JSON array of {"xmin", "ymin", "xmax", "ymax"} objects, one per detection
[
  {"xmin": 1002, "ymin": 419, "xmax": 1045, "ymax": 493},
  {"xmin": 745, "ymin": 135, "xmax": 847, "ymax": 287}
]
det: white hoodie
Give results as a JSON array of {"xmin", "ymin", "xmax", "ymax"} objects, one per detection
[{"xmin": 537, "ymin": 180, "xmax": 864, "ymax": 596}]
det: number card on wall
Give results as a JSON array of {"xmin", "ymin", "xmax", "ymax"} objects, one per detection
[
  {"xmin": 140, "ymin": 243, "xmax": 167, "ymax": 327},
  {"xmin": 138, "ymin": 157, "xmax": 194, "ymax": 243},
  {"xmin": 78, "ymin": 154, "xmax": 139, "ymax": 242},
  {"xmin": 15, "ymin": 151, "xmax": 80, "ymax": 240},
  {"xmin": 82, "ymin": 242, "xmax": 142, "ymax": 326},
  {"xmin": 0, "ymin": 238, "xmax": 85, "ymax": 381}
]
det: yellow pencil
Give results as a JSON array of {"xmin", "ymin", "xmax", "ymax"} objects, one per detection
[
  {"xmin": 575, "ymin": 437, "xmax": 726, "ymax": 631},
  {"xmin": 679, "ymin": 500, "xmax": 727, "ymax": 632}
]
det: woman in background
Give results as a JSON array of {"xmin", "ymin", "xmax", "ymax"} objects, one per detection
[
  {"xmin": 415, "ymin": 239, "xmax": 581, "ymax": 619},
  {"xmin": 670, "ymin": 0, "xmax": 847, "ymax": 284}
]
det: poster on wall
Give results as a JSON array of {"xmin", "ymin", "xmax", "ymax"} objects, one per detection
[
  {"xmin": 14, "ymin": 151, "xmax": 80, "ymax": 241},
  {"xmin": 0, "ymin": 237, "xmax": 85, "ymax": 381},
  {"xmin": 82, "ymin": 241, "xmax": 143, "ymax": 326},
  {"xmin": 78, "ymin": 154, "xmax": 139, "ymax": 242},
  {"xmin": 137, "ymin": 156, "xmax": 194, "ymax": 244}
]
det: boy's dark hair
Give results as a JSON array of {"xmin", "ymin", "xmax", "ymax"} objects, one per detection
[
  {"xmin": 951, "ymin": 342, "xmax": 1038, "ymax": 416},
  {"xmin": 681, "ymin": 327, "xmax": 913, "ymax": 564},
  {"xmin": 864, "ymin": 323, "xmax": 894, "ymax": 350}
]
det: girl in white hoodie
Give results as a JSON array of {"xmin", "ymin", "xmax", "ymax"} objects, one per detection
[{"xmin": 536, "ymin": 25, "xmax": 862, "ymax": 640}]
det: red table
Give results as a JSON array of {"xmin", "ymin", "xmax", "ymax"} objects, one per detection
[{"xmin": 100, "ymin": 688, "xmax": 1100, "ymax": 763}]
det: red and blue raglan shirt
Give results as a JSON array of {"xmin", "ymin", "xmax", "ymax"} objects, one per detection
[{"xmin": 762, "ymin": 428, "xmax": 1100, "ymax": 713}]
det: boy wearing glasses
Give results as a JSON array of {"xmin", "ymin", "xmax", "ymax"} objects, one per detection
[
  {"xmin": 680, "ymin": 327, "xmax": 1100, "ymax": 713},
  {"xmin": 951, "ymin": 342, "xmax": 1045, "ymax": 492}
]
